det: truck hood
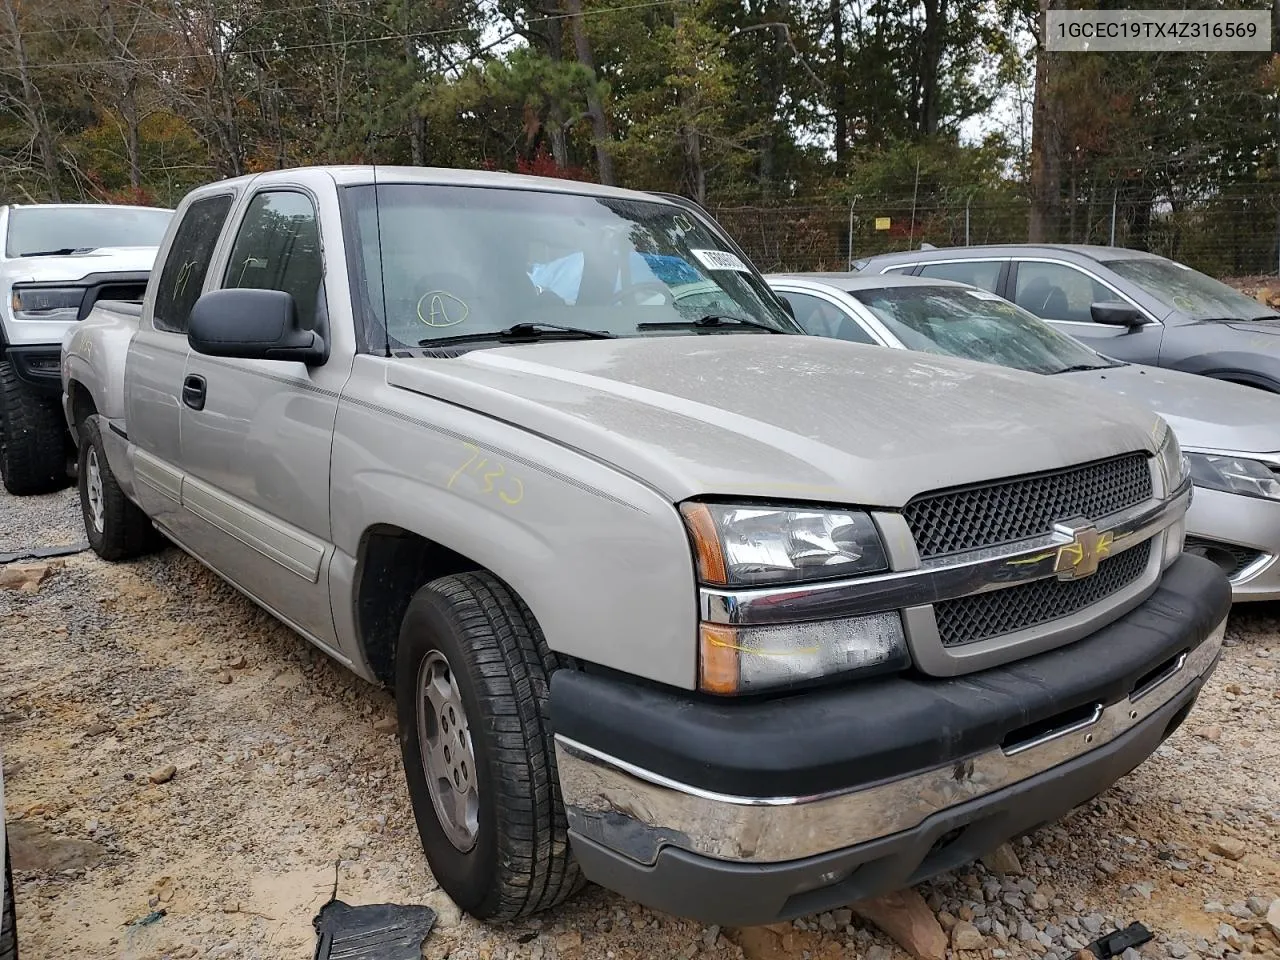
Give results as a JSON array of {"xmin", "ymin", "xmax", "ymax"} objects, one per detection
[
  {"xmin": 1061, "ymin": 362, "xmax": 1280, "ymax": 455},
  {"xmin": 4, "ymin": 245, "xmax": 159, "ymax": 282},
  {"xmin": 386, "ymin": 336, "xmax": 1166, "ymax": 507}
]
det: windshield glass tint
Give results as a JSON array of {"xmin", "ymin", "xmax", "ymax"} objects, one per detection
[
  {"xmin": 1104, "ymin": 257, "xmax": 1276, "ymax": 320},
  {"xmin": 343, "ymin": 184, "xmax": 797, "ymax": 348},
  {"xmin": 850, "ymin": 285, "xmax": 1114, "ymax": 374},
  {"xmin": 6, "ymin": 206, "xmax": 172, "ymax": 257}
]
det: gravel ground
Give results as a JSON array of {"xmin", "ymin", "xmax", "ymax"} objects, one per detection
[{"xmin": 1, "ymin": 483, "xmax": 1278, "ymax": 960}]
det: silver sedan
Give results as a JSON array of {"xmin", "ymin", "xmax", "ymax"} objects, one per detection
[{"xmin": 768, "ymin": 272, "xmax": 1280, "ymax": 601}]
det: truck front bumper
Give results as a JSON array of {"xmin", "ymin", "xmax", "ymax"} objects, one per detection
[{"xmin": 551, "ymin": 554, "xmax": 1230, "ymax": 926}]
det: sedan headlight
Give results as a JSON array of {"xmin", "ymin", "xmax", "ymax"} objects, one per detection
[
  {"xmin": 1186, "ymin": 453, "xmax": 1280, "ymax": 501},
  {"xmin": 10, "ymin": 285, "xmax": 84, "ymax": 322},
  {"xmin": 1155, "ymin": 423, "xmax": 1189, "ymax": 492},
  {"xmin": 681, "ymin": 502, "xmax": 906, "ymax": 694},
  {"xmin": 680, "ymin": 502, "xmax": 888, "ymax": 586}
]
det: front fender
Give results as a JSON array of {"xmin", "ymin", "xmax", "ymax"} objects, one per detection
[
  {"xmin": 62, "ymin": 305, "xmax": 142, "ymax": 424},
  {"xmin": 329, "ymin": 388, "xmax": 700, "ymax": 689}
]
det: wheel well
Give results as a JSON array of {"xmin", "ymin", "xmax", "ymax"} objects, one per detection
[
  {"xmin": 354, "ymin": 525, "xmax": 482, "ymax": 686},
  {"xmin": 67, "ymin": 380, "xmax": 98, "ymax": 430}
]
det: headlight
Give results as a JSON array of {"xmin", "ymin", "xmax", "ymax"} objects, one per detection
[
  {"xmin": 682, "ymin": 501, "xmax": 904, "ymax": 694},
  {"xmin": 1186, "ymin": 453, "xmax": 1280, "ymax": 501},
  {"xmin": 699, "ymin": 615, "xmax": 909, "ymax": 694},
  {"xmin": 680, "ymin": 502, "xmax": 888, "ymax": 586},
  {"xmin": 10, "ymin": 286, "xmax": 85, "ymax": 322},
  {"xmin": 1153, "ymin": 422, "xmax": 1188, "ymax": 493}
]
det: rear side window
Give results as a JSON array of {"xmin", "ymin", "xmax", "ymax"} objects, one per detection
[
  {"xmin": 917, "ymin": 260, "xmax": 1002, "ymax": 292},
  {"xmin": 152, "ymin": 195, "xmax": 234, "ymax": 333},
  {"xmin": 222, "ymin": 191, "xmax": 324, "ymax": 330}
]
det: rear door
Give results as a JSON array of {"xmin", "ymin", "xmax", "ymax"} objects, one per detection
[
  {"xmin": 1008, "ymin": 258, "xmax": 1164, "ymax": 363},
  {"xmin": 177, "ymin": 185, "xmax": 349, "ymax": 650},
  {"xmin": 914, "ymin": 258, "xmax": 1008, "ymax": 294},
  {"xmin": 124, "ymin": 193, "xmax": 235, "ymax": 540}
]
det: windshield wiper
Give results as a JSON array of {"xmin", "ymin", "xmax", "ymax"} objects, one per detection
[
  {"xmin": 1049, "ymin": 362, "xmax": 1121, "ymax": 375},
  {"xmin": 419, "ymin": 322, "xmax": 616, "ymax": 347},
  {"xmin": 636, "ymin": 314, "xmax": 785, "ymax": 333},
  {"xmin": 19, "ymin": 247, "xmax": 96, "ymax": 257}
]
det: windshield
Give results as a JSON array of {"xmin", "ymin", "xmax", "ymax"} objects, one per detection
[
  {"xmin": 1104, "ymin": 256, "xmax": 1279, "ymax": 321},
  {"xmin": 6, "ymin": 206, "xmax": 172, "ymax": 257},
  {"xmin": 849, "ymin": 284, "xmax": 1118, "ymax": 375},
  {"xmin": 342, "ymin": 184, "xmax": 798, "ymax": 349}
]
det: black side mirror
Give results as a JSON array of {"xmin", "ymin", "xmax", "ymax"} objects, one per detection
[
  {"xmin": 188, "ymin": 288, "xmax": 327, "ymax": 364},
  {"xmin": 1090, "ymin": 301, "xmax": 1146, "ymax": 329}
]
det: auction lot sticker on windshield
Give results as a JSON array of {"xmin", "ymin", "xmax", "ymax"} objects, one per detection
[
  {"xmin": 690, "ymin": 249, "xmax": 751, "ymax": 273},
  {"xmin": 966, "ymin": 290, "xmax": 1003, "ymax": 301}
]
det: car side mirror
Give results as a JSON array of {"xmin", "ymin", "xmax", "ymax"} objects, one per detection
[
  {"xmin": 1090, "ymin": 301, "xmax": 1146, "ymax": 329},
  {"xmin": 188, "ymin": 288, "xmax": 327, "ymax": 364},
  {"xmin": 779, "ymin": 297, "xmax": 796, "ymax": 319}
]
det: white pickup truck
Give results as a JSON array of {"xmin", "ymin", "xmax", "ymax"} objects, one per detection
[
  {"xmin": 0, "ymin": 203, "xmax": 170, "ymax": 494},
  {"xmin": 62, "ymin": 166, "xmax": 1229, "ymax": 926}
]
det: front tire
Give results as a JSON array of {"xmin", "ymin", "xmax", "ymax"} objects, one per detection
[
  {"xmin": 0, "ymin": 360, "xmax": 68, "ymax": 496},
  {"xmin": 77, "ymin": 418, "xmax": 160, "ymax": 561},
  {"xmin": 395, "ymin": 572, "xmax": 583, "ymax": 921}
]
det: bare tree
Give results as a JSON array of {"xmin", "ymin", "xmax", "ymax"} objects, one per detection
[{"xmin": 0, "ymin": 0, "xmax": 62, "ymax": 199}]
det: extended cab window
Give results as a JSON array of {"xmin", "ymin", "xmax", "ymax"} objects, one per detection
[
  {"xmin": 780, "ymin": 291, "xmax": 875, "ymax": 344},
  {"xmin": 1013, "ymin": 261, "xmax": 1113, "ymax": 323},
  {"xmin": 152, "ymin": 194, "xmax": 233, "ymax": 333},
  {"xmin": 223, "ymin": 191, "xmax": 323, "ymax": 330},
  {"xmin": 917, "ymin": 260, "xmax": 1002, "ymax": 293}
]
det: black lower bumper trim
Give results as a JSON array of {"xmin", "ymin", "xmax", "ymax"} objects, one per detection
[
  {"xmin": 551, "ymin": 553, "xmax": 1230, "ymax": 798},
  {"xmin": 570, "ymin": 679, "xmax": 1204, "ymax": 926},
  {"xmin": 3, "ymin": 345, "xmax": 63, "ymax": 396}
]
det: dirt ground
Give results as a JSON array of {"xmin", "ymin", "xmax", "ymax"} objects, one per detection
[{"xmin": 1, "ymin": 485, "xmax": 1278, "ymax": 960}]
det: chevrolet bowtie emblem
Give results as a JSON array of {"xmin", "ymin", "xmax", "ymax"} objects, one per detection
[{"xmin": 1052, "ymin": 520, "xmax": 1113, "ymax": 580}]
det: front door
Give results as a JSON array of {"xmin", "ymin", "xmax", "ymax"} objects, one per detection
[
  {"xmin": 1009, "ymin": 259, "xmax": 1164, "ymax": 363},
  {"xmin": 177, "ymin": 189, "xmax": 346, "ymax": 649}
]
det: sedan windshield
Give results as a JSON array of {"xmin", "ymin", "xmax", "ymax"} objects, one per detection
[
  {"xmin": 6, "ymin": 206, "xmax": 172, "ymax": 257},
  {"xmin": 342, "ymin": 184, "xmax": 799, "ymax": 349},
  {"xmin": 850, "ymin": 285, "xmax": 1119, "ymax": 375},
  {"xmin": 1104, "ymin": 256, "xmax": 1279, "ymax": 321}
]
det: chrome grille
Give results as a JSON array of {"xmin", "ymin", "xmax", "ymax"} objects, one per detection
[
  {"xmin": 903, "ymin": 454, "xmax": 1153, "ymax": 559},
  {"xmin": 934, "ymin": 541, "xmax": 1152, "ymax": 648}
]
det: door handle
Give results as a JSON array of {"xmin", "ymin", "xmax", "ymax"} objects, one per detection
[{"xmin": 182, "ymin": 374, "xmax": 207, "ymax": 411}]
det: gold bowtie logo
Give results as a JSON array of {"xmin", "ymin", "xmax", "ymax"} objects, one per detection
[{"xmin": 1053, "ymin": 523, "xmax": 1113, "ymax": 580}]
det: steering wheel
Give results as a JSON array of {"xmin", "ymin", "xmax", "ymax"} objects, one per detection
[{"xmin": 610, "ymin": 282, "xmax": 673, "ymax": 306}]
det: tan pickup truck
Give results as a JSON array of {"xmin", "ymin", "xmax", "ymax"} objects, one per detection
[{"xmin": 62, "ymin": 166, "xmax": 1229, "ymax": 925}]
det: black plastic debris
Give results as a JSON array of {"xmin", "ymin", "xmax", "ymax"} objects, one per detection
[
  {"xmin": 127, "ymin": 909, "xmax": 167, "ymax": 928},
  {"xmin": 1087, "ymin": 921, "xmax": 1154, "ymax": 959},
  {"xmin": 0, "ymin": 542, "xmax": 90, "ymax": 564},
  {"xmin": 312, "ymin": 900, "xmax": 436, "ymax": 960}
]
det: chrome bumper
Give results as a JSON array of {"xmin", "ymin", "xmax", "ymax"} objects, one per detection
[{"xmin": 556, "ymin": 615, "xmax": 1225, "ymax": 867}]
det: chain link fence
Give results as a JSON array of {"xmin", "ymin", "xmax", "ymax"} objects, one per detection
[{"xmin": 709, "ymin": 191, "xmax": 1280, "ymax": 281}]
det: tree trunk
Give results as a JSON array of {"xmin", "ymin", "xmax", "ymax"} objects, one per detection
[
  {"xmin": 673, "ymin": 9, "xmax": 705, "ymax": 205},
  {"xmin": 1028, "ymin": 0, "xmax": 1061, "ymax": 241},
  {"xmin": 402, "ymin": 31, "xmax": 425, "ymax": 166},
  {"xmin": 917, "ymin": 0, "xmax": 946, "ymax": 136},
  {"xmin": 830, "ymin": 0, "xmax": 846, "ymax": 164},
  {"xmin": 564, "ymin": 0, "xmax": 614, "ymax": 183},
  {"xmin": 1, "ymin": 0, "xmax": 61, "ymax": 199}
]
